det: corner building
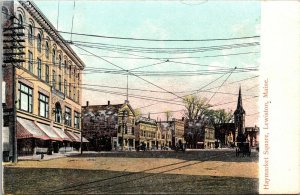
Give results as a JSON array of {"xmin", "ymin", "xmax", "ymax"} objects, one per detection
[{"xmin": 2, "ymin": 1, "xmax": 87, "ymax": 159}]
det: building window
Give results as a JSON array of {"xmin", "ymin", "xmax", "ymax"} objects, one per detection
[
  {"xmin": 74, "ymin": 112, "xmax": 80, "ymax": 129},
  {"xmin": 64, "ymin": 60, "xmax": 67, "ymax": 74},
  {"xmin": 69, "ymin": 65, "xmax": 71, "ymax": 78},
  {"xmin": 45, "ymin": 41, "xmax": 49, "ymax": 58},
  {"xmin": 59, "ymin": 55, "xmax": 62, "ymax": 69},
  {"xmin": 65, "ymin": 107, "xmax": 72, "ymax": 126},
  {"xmin": 39, "ymin": 93, "xmax": 49, "ymax": 118},
  {"xmin": 52, "ymin": 49, "xmax": 56, "ymax": 65},
  {"xmin": 28, "ymin": 51, "xmax": 33, "ymax": 73},
  {"xmin": 37, "ymin": 58, "xmax": 42, "ymax": 79},
  {"xmin": 77, "ymin": 90, "xmax": 79, "ymax": 103},
  {"xmin": 18, "ymin": 14, "xmax": 23, "ymax": 27},
  {"xmin": 18, "ymin": 82, "xmax": 33, "ymax": 113},
  {"xmin": 64, "ymin": 80, "xmax": 67, "ymax": 96},
  {"xmin": 58, "ymin": 75, "xmax": 62, "ymax": 91},
  {"xmin": 55, "ymin": 102, "xmax": 62, "ymax": 123},
  {"xmin": 69, "ymin": 83, "xmax": 72, "ymax": 98},
  {"xmin": 37, "ymin": 33, "xmax": 42, "ymax": 52},
  {"xmin": 45, "ymin": 65, "xmax": 49, "ymax": 83},
  {"xmin": 52, "ymin": 70, "xmax": 56, "ymax": 88},
  {"xmin": 73, "ymin": 86, "xmax": 76, "ymax": 101},
  {"xmin": 28, "ymin": 24, "xmax": 33, "ymax": 42}
]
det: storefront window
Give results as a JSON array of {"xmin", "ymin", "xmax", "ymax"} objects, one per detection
[{"xmin": 65, "ymin": 107, "xmax": 72, "ymax": 126}]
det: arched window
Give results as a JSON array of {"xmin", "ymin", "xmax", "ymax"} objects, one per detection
[
  {"xmin": 64, "ymin": 60, "xmax": 67, "ymax": 73},
  {"xmin": 28, "ymin": 24, "xmax": 33, "ymax": 42},
  {"xmin": 18, "ymin": 14, "xmax": 23, "ymax": 26},
  {"xmin": 45, "ymin": 41, "xmax": 49, "ymax": 58},
  {"xmin": 58, "ymin": 55, "xmax": 62, "ymax": 69},
  {"xmin": 55, "ymin": 102, "xmax": 62, "ymax": 123},
  {"xmin": 37, "ymin": 33, "xmax": 42, "ymax": 52},
  {"xmin": 52, "ymin": 48, "xmax": 56, "ymax": 65}
]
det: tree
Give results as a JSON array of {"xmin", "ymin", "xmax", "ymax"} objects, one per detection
[
  {"xmin": 134, "ymin": 108, "xmax": 142, "ymax": 119},
  {"xmin": 182, "ymin": 95, "xmax": 211, "ymax": 148},
  {"xmin": 183, "ymin": 95, "xmax": 211, "ymax": 123},
  {"xmin": 206, "ymin": 109, "xmax": 233, "ymax": 146}
]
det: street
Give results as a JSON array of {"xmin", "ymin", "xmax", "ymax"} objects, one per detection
[{"xmin": 4, "ymin": 149, "xmax": 258, "ymax": 194}]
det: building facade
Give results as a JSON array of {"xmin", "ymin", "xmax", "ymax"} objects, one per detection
[
  {"xmin": 82, "ymin": 101, "xmax": 135, "ymax": 151},
  {"xmin": 245, "ymin": 126, "xmax": 259, "ymax": 147},
  {"xmin": 203, "ymin": 126, "xmax": 215, "ymax": 149},
  {"xmin": 2, "ymin": 1, "xmax": 86, "ymax": 160},
  {"xmin": 135, "ymin": 116, "xmax": 158, "ymax": 150}
]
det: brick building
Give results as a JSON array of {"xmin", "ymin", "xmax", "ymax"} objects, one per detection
[
  {"xmin": 82, "ymin": 101, "xmax": 135, "ymax": 151},
  {"xmin": 2, "ymin": 1, "xmax": 87, "ymax": 161}
]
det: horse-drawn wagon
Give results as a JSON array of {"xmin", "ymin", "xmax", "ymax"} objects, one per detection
[{"xmin": 236, "ymin": 142, "xmax": 251, "ymax": 157}]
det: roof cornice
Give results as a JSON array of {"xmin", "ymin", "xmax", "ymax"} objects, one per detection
[{"xmin": 19, "ymin": 1, "xmax": 85, "ymax": 69}]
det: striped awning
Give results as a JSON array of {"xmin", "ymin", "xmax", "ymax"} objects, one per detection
[
  {"xmin": 74, "ymin": 132, "xmax": 89, "ymax": 143},
  {"xmin": 65, "ymin": 131, "xmax": 81, "ymax": 142},
  {"xmin": 16, "ymin": 117, "xmax": 49, "ymax": 140},
  {"xmin": 36, "ymin": 122, "xmax": 63, "ymax": 141},
  {"xmin": 65, "ymin": 131, "xmax": 89, "ymax": 143},
  {"xmin": 52, "ymin": 127, "xmax": 72, "ymax": 141}
]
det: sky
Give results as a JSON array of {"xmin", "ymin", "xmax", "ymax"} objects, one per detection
[{"xmin": 35, "ymin": 1, "xmax": 260, "ymax": 126}]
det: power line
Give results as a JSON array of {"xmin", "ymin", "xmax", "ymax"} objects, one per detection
[
  {"xmin": 79, "ymin": 51, "xmax": 259, "ymax": 60},
  {"xmin": 74, "ymin": 45, "xmax": 185, "ymax": 100},
  {"xmin": 59, "ymin": 30, "xmax": 260, "ymax": 42},
  {"xmin": 207, "ymin": 68, "xmax": 235, "ymax": 104}
]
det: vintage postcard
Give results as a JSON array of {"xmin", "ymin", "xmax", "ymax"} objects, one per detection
[{"xmin": 0, "ymin": 0, "xmax": 299, "ymax": 194}]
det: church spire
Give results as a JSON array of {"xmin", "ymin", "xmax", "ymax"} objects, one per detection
[
  {"xmin": 234, "ymin": 86, "xmax": 246, "ymax": 142},
  {"xmin": 235, "ymin": 86, "xmax": 245, "ymax": 114}
]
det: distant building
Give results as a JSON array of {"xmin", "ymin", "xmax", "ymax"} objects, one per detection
[
  {"xmin": 81, "ymin": 101, "xmax": 135, "ymax": 151},
  {"xmin": 245, "ymin": 126, "xmax": 259, "ymax": 147},
  {"xmin": 135, "ymin": 116, "xmax": 158, "ymax": 150},
  {"xmin": 158, "ymin": 118, "xmax": 185, "ymax": 148},
  {"xmin": 203, "ymin": 126, "xmax": 215, "ymax": 149},
  {"xmin": 218, "ymin": 123, "xmax": 235, "ymax": 147},
  {"xmin": 157, "ymin": 121, "xmax": 172, "ymax": 148}
]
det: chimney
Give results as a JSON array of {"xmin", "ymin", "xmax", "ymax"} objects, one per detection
[
  {"xmin": 86, "ymin": 101, "xmax": 89, "ymax": 107},
  {"xmin": 108, "ymin": 100, "xmax": 110, "ymax": 105}
]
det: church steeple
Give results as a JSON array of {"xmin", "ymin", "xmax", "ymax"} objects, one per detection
[
  {"xmin": 234, "ymin": 86, "xmax": 246, "ymax": 142},
  {"xmin": 235, "ymin": 86, "xmax": 245, "ymax": 115}
]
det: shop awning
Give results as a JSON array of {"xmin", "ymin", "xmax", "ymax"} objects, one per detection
[
  {"xmin": 16, "ymin": 117, "xmax": 49, "ymax": 140},
  {"xmin": 74, "ymin": 132, "xmax": 89, "ymax": 143},
  {"xmin": 65, "ymin": 131, "xmax": 89, "ymax": 143},
  {"xmin": 36, "ymin": 122, "xmax": 63, "ymax": 141},
  {"xmin": 52, "ymin": 127, "xmax": 72, "ymax": 141}
]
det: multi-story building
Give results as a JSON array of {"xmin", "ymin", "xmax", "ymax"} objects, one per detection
[
  {"xmin": 157, "ymin": 121, "xmax": 173, "ymax": 148},
  {"xmin": 82, "ymin": 101, "xmax": 136, "ymax": 151},
  {"xmin": 2, "ymin": 1, "xmax": 87, "ymax": 161},
  {"xmin": 135, "ymin": 116, "xmax": 157, "ymax": 150},
  {"xmin": 158, "ymin": 118, "xmax": 185, "ymax": 148},
  {"xmin": 203, "ymin": 126, "xmax": 215, "ymax": 149},
  {"xmin": 245, "ymin": 126, "xmax": 259, "ymax": 147}
]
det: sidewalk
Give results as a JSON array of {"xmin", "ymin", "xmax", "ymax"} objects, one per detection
[{"xmin": 17, "ymin": 151, "xmax": 82, "ymax": 161}]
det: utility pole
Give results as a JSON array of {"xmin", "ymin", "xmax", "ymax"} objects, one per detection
[
  {"xmin": 126, "ymin": 70, "xmax": 129, "ymax": 102},
  {"xmin": 0, "ymin": 2, "xmax": 4, "ymax": 192}
]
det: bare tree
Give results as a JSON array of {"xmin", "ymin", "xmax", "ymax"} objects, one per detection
[
  {"xmin": 134, "ymin": 108, "xmax": 142, "ymax": 119},
  {"xmin": 183, "ymin": 95, "xmax": 211, "ymax": 122}
]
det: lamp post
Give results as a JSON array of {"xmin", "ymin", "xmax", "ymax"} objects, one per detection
[{"xmin": 121, "ymin": 110, "xmax": 128, "ymax": 151}]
